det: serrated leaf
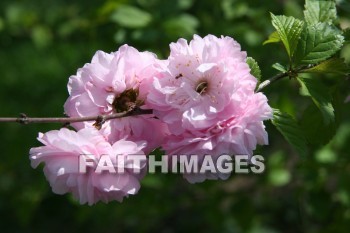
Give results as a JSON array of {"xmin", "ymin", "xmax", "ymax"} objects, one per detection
[
  {"xmin": 263, "ymin": 31, "xmax": 281, "ymax": 45},
  {"xmin": 111, "ymin": 5, "xmax": 152, "ymax": 28},
  {"xmin": 300, "ymin": 104, "xmax": 336, "ymax": 145},
  {"xmin": 304, "ymin": 0, "xmax": 337, "ymax": 25},
  {"xmin": 272, "ymin": 63, "xmax": 287, "ymax": 72},
  {"xmin": 302, "ymin": 58, "xmax": 350, "ymax": 75},
  {"xmin": 270, "ymin": 13, "xmax": 304, "ymax": 59},
  {"xmin": 295, "ymin": 23, "xmax": 344, "ymax": 64},
  {"xmin": 272, "ymin": 109, "xmax": 308, "ymax": 157},
  {"xmin": 297, "ymin": 76, "xmax": 334, "ymax": 124},
  {"xmin": 247, "ymin": 57, "xmax": 261, "ymax": 82}
]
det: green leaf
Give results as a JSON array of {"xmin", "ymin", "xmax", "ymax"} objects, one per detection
[
  {"xmin": 111, "ymin": 5, "xmax": 152, "ymax": 28},
  {"xmin": 302, "ymin": 58, "xmax": 350, "ymax": 75},
  {"xmin": 297, "ymin": 76, "xmax": 334, "ymax": 124},
  {"xmin": 304, "ymin": 0, "xmax": 337, "ymax": 25},
  {"xmin": 163, "ymin": 14, "xmax": 199, "ymax": 38},
  {"xmin": 31, "ymin": 26, "xmax": 52, "ymax": 48},
  {"xmin": 271, "ymin": 109, "xmax": 308, "ymax": 157},
  {"xmin": 300, "ymin": 103, "xmax": 336, "ymax": 145},
  {"xmin": 247, "ymin": 57, "xmax": 261, "ymax": 82},
  {"xmin": 178, "ymin": 0, "xmax": 195, "ymax": 10},
  {"xmin": 294, "ymin": 23, "xmax": 344, "ymax": 64},
  {"xmin": 315, "ymin": 146, "xmax": 337, "ymax": 163},
  {"xmin": 272, "ymin": 63, "xmax": 287, "ymax": 72},
  {"xmin": 263, "ymin": 31, "xmax": 280, "ymax": 45},
  {"xmin": 270, "ymin": 13, "xmax": 304, "ymax": 59},
  {"xmin": 268, "ymin": 168, "xmax": 291, "ymax": 186}
]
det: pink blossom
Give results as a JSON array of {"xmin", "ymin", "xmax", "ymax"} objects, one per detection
[
  {"xmin": 147, "ymin": 34, "xmax": 258, "ymax": 134},
  {"xmin": 164, "ymin": 93, "xmax": 272, "ymax": 183},
  {"xmin": 30, "ymin": 128, "xmax": 147, "ymax": 205},
  {"xmin": 147, "ymin": 35, "xmax": 273, "ymax": 183},
  {"xmin": 64, "ymin": 45, "xmax": 168, "ymax": 154}
]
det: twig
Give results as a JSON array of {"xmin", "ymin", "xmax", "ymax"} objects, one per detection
[
  {"xmin": 0, "ymin": 65, "xmax": 317, "ymax": 124},
  {"xmin": 256, "ymin": 65, "xmax": 316, "ymax": 92},
  {"xmin": 0, "ymin": 107, "xmax": 153, "ymax": 125},
  {"xmin": 256, "ymin": 72, "xmax": 289, "ymax": 92}
]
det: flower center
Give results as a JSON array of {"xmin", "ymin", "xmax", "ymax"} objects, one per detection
[
  {"xmin": 196, "ymin": 81, "xmax": 208, "ymax": 95},
  {"xmin": 112, "ymin": 89, "xmax": 140, "ymax": 113}
]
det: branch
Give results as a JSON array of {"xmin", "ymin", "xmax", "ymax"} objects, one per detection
[
  {"xmin": 256, "ymin": 71, "xmax": 289, "ymax": 92},
  {"xmin": 256, "ymin": 65, "xmax": 314, "ymax": 92},
  {"xmin": 0, "ymin": 66, "xmax": 316, "ymax": 124},
  {"xmin": 0, "ymin": 106, "xmax": 153, "ymax": 127}
]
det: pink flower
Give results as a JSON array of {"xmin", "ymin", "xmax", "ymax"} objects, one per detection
[
  {"xmin": 147, "ymin": 34, "xmax": 258, "ymax": 134},
  {"xmin": 64, "ymin": 45, "xmax": 168, "ymax": 154},
  {"xmin": 147, "ymin": 35, "xmax": 273, "ymax": 183},
  {"xmin": 164, "ymin": 93, "xmax": 272, "ymax": 183},
  {"xmin": 30, "ymin": 128, "xmax": 147, "ymax": 205}
]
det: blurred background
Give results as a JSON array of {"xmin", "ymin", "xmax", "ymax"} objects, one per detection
[{"xmin": 0, "ymin": 0, "xmax": 350, "ymax": 232}]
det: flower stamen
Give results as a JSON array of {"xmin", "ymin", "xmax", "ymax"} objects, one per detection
[
  {"xmin": 112, "ymin": 89, "xmax": 141, "ymax": 113},
  {"xmin": 196, "ymin": 81, "xmax": 208, "ymax": 95}
]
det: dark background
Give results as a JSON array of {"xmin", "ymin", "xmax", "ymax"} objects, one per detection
[{"xmin": 1, "ymin": 0, "xmax": 350, "ymax": 232}]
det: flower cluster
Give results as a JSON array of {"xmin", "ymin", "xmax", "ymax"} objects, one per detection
[
  {"xmin": 147, "ymin": 35, "xmax": 272, "ymax": 183},
  {"xmin": 30, "ymin": 35, "xmax": 273, "ymax": 205}
]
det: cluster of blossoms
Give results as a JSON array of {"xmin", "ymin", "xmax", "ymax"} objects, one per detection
[{"xmin": 30, "ymin": 35, "xmax": 273, "ymax": 205}]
